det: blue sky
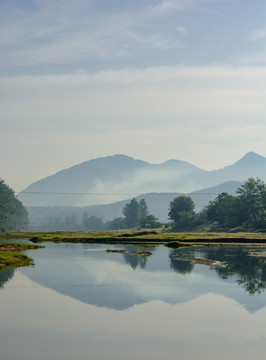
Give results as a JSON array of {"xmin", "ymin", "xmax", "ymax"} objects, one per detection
[{"xmin": 0, "ymin": 0, "xmax": 265, "ymax": 190}]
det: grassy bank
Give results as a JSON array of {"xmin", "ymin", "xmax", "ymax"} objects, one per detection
[
  {"xmin": 1, "ymin": 231, "xmax": 265, "ymax": 270},
  {"xmin": 0, "ymin": 230, "xmax": 266, "ymax": 245},
  {"xmin": 0, "ymin": 243, "xmax": 44, "ymax": 271}
]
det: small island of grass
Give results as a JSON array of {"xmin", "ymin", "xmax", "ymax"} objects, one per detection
[
  {"xmin": 105, "ymin": 249, "xmax": 152, "ymax": 257},
  {"xmin": 0, "ymin": 243, "xmax": 44, "ymax": 271}
]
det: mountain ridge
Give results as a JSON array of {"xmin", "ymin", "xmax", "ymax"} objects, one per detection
[
  {"xmin": 26, "ymin": 180, "xmax": 242, "ymax": 228},
  {"xmin": 19, "ymin": 152, "xmax": 266, "ymax": 207}
]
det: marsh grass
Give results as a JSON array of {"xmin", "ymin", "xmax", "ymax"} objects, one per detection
[
  {"xmin": 136, "ymin": 251, "xmax": 152, "ymax": 256},
  {"xmin": 0, "ymin": 243, "xmax": 43, "ymax": 271},
  {"xmin": 105, "ymin": 249, "xmax": 152, "ymax": 257},
  {"xmin": 0, "ymin": 243, "xmax": 44, "ymax": 251},
  {"xmin": 0, "ymin": 251, "xmax": 33, "ymax": 270},
  {"xmin": 0, "ymin": 231, "xmax": 265, "ymax": 244}
]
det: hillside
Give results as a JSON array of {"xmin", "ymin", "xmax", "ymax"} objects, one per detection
[
  {"xmin": 27, "ymin": 181, "xmax": 242, "ymax": 229},
  {"xmin": 19, "ymin": 152, "xmax": 265, "ymax": 208},
  {"xmin": 19, "ymin": 154, "xmax": 204, "ymax": 207}
]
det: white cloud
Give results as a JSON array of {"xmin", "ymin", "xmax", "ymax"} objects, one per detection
[
  {"xmin": 176, "ymin": 27, "xmax": 187, "ymax": 34},
  {"xmin": 1, "ymin": 65, "xmax": 265, "ymax": 88},
  {"xmin": 153, "ymin": 0, "xmax": 191, "ymax": 13},
  {"xmin": 249, "ymin": 28, "xmax": 266, "ymax": 41},
  {"xmin": 0, "ymin": 1, "xmax": 265, "ymax": 190},
  {"xmin": 1, "ymin": 65, "xmax": 265, "ymax": 188},
  {"xmin": 239, "ymin": 51, "xmax": 266, "ymax": 65},
  {"xmin": 0, "ymin": 1, "xmax": 188, "ymax": 69},
  {"xmin": 1, "ymin": 67, "xmax": 265, "ymax": 129}
]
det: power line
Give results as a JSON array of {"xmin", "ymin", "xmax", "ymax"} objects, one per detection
[
  {"xmin": 19, "ymin": 191, "xmax": 138, "ymax": 195},
  {"xmin": 18, "ymin": 191, "xmax": 233, "ymax": 196}
]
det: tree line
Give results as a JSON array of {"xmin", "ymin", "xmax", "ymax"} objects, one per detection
[
  {"xmin": 0, "ymin": 179, "xmax": 28, "ymax": 231},
  {"xmin": 82, "ymin": 178, "xmax": 265, "ymax": 231},
  {"xmin": 83, "ymin": 197, "xmax": 162, "ymax": 231},
  {"xmin": 168, "ymin": 177, "xmax": 266, "ymax": 231}
]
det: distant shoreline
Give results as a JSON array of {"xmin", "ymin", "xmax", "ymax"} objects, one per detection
[{"xmin": 1, "ymin": 231, "xmax": 266, "ymax": 246}]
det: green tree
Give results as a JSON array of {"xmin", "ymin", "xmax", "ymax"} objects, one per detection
[
  {"xmin": 0, "ymin": 179, "xmax": 28, "ymax": 231},
  {"xmin": 139, "ymin": 214, "xmax": 161, "ymax": 229},
  {"xmin": 106, "ymin": 217, "xmax": 126, "ymax": 230},
  {"xmin": 82, "ymin": 213, "xmax": 104, "ymax": 230},
  {"xmin": 139, "ymin": 199, "xmax": 149, "ymax": 218},
  {"xmin": 122, "ymin": 198, "xmax": 161, "ymax": 229},
  {"xmin": 64, "ymin": 213, "xmax": 78, "ymax": 230},
  {"xmin": 205, "ymin": 178, "xmax": 266, "ymax": 230},
  {"xmin": 206, "ymin": 192, "xmax": 238, "ymax": 228},
  {"xmin": 122, "ymin": 198, "xmax": 141, "ymax": 228},
  {"xmin": 168, "ymin": 196, "xmax": 197, "ymax": 230},
  {"xmin": 236, "ymin": 177, "xmax": 266, "ymax": 229}
]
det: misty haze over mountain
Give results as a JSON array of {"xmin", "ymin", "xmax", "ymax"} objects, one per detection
[
  {"xmin": 18, "ymin": 151, "xmax": 266, "ymax": 228},
  {"xmin": 19, "ymin": 151, "xmax": 266, "ymax": 208},
  {"xmin": 27, "ymin": 181, "xmax": 243, "ymax": 227}
]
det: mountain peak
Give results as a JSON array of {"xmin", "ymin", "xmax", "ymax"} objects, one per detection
[
  {"xmin": 234, "ymin": 152, "xmax": 265, "ymax": 166},
  {"xmin": 243, "ymin": 151, "xmax": 262, "ymax": 158},
  {"xmin": 160, "ymin": 159, "xmax": 200, "ymax": 170}
]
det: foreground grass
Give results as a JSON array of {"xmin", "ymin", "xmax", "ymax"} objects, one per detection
[
  {"xmin": 0, "ymin": 230, "xmax": 266, "ymax": 244},
  {"xmin": 0, "ymin": 243, "xmax": 44, "ymax": 271}
]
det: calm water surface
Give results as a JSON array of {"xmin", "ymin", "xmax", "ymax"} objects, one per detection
[{"xmin": 0, "ymin": 243, "xmax": 265, "ymax": 360}]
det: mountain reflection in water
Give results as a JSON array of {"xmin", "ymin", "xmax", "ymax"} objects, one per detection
[{"xmin": 2, "ymin": 243, "xmax": 265, "ymax": 312}]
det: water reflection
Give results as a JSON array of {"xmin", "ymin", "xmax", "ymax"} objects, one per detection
[
  {"xmin": 169, "ymin": 247, "xmax": 266, "ymax": 295},
  {"xmin": 1, "ymin": 243, "xmax": 266, "ymax": 360},
  {"xmin": 169, "ymin": 255, "xmax": 194, "ymax": 274},
  {"xmin": 122, "ymin": 245, "xmax": 156, "ymax": 269},
  {"xmin": 2, "ymin": 272, "xmax": 265, "ymax": 360},
  {"xmin": 14, "ymin": 243, "xmax": 266, "ymax": 312},
  {"xmin": 0, "ymin": 268, "xmax": 15, "ymax": 288}
]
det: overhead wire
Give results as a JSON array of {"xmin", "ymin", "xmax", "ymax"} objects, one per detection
[{"xmin": 18, "ymin": 191, "xmax": 231, "ymax": 196}]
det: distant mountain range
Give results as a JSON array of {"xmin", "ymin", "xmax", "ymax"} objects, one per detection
[
  {"xmin": 26, "ymin": 181, "xmax": 242, "ymax": 228},
  {"xmin": 19, "ymin": 151, "xmax": 266, "ymax": 209}
]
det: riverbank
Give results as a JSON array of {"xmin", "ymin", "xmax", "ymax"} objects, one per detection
[
  {"xmin": 1, "ymin": 230, "xmax": 266, "ymax": 245},
  {"xmin": 1, "ymin": 231, "xmax": 265, "ymax": 272},
  {"xmin": 0, "ymin": 243, "xmax": 44, "ymax": 271}
]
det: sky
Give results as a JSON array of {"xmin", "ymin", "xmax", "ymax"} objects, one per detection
[{"xmin": 0, "ymin": 0, "xmax": 265, "ymax": 191}]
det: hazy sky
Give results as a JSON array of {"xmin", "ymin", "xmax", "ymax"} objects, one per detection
[{"xmin": 1, "ymin": 0, "xmax": 265, "ymax": 191}]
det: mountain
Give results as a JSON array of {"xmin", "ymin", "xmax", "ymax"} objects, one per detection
[
  {"xmin": 19, "ymin": 155, "xmax": 150, "ymax": 207},
  {"xmin": 19, "ymin": 152, "xmax": 266, "ymax": 208},
  {"xmin": 27, "ymin": 181, "xmax": 242, "ymax": 229},
  {"xmin": 18, "ymin": 154, "xmax": 204, "ymax": 207},
  {"xmin": 210, "ymin": 152, "xmax": 266, "ymax": 183}
]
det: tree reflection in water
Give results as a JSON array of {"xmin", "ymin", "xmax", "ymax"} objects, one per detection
[
  {"xmin": 169, "ymin": 253, "xmax": 194, "ymax": 275},
  {"xmin": 122, "ymin": 245, "xmax": 156, "ymax": 270},
  {"xmin": 0, "ymin": 268, "xmax": 15, "ymax": 288},
  {"xmin": 169, "ymin": 247, "xmax": 266, "ymax": 295},
  {"xmin": 123, "ymin": 253, "xmax": 147, "ymax": 270},
  {"xmin": 208, "ymin": 247, "xmax": 266, "ymax": 295}
]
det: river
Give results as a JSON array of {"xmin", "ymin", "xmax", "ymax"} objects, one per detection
[{"xmin": 0, "ymin": 242, "xmax": 265, "ymax": 360}]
